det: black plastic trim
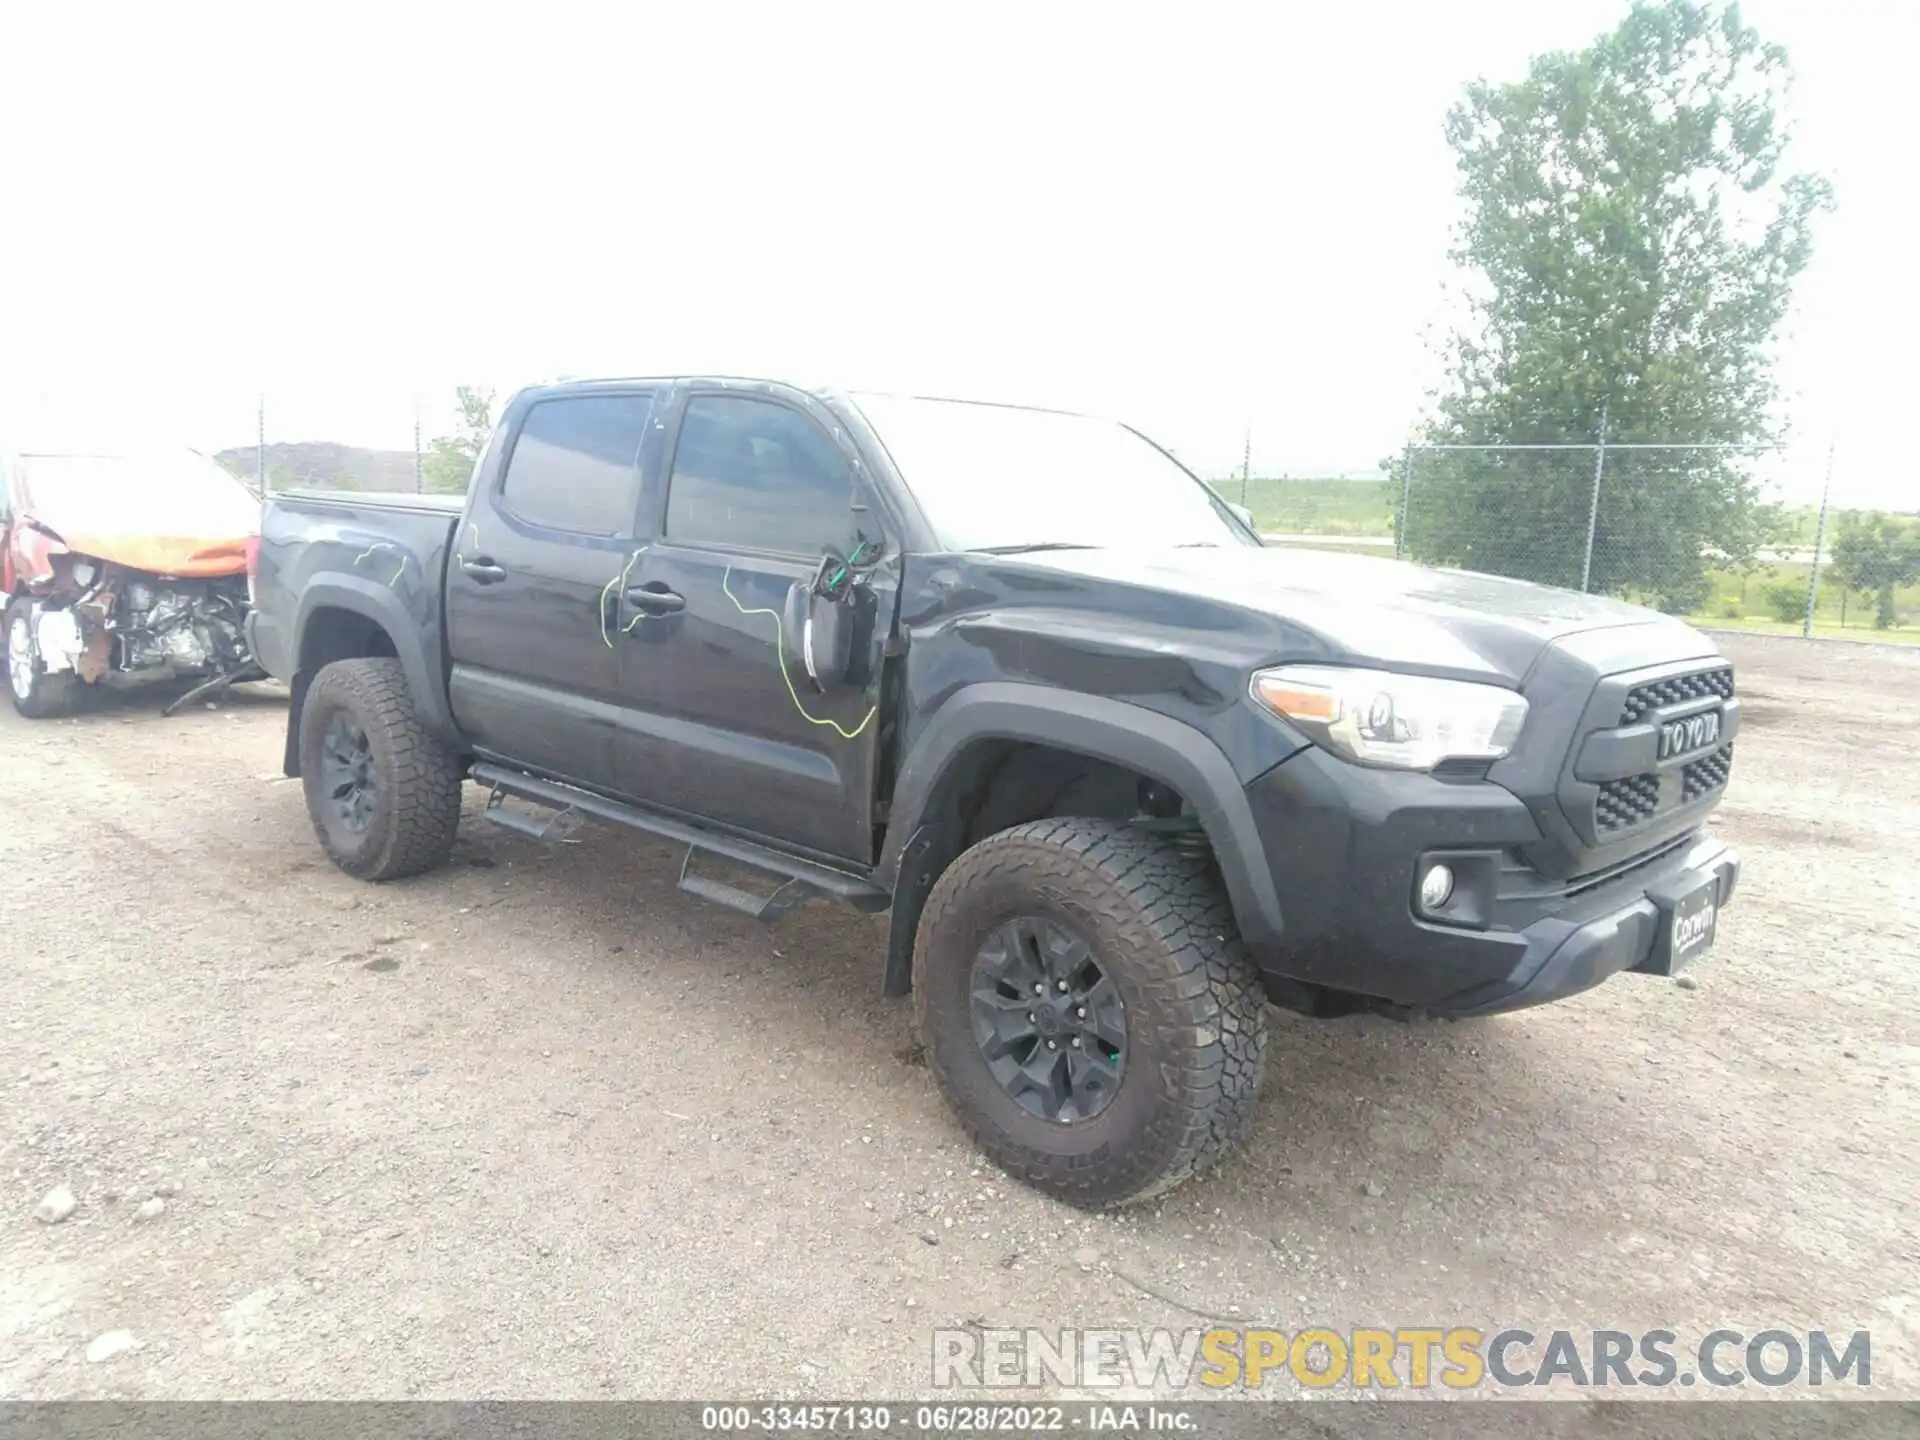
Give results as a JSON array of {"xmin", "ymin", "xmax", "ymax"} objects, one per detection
[
  {"xmin": 877, "ymin": 682, "xmax": 1293, "ymax": 951},
  {"xmin": 294, "ymin": 575, "xmax": 458, "ymax": 744}
]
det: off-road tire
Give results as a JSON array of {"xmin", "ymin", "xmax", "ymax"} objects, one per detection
[
  {"xmin": 299, "ymin": 657, "xmax": 463, "ymax": 880},
  {"xmin": 914, "ymin": 818, "xmax": 1267, "ymax": 1208},
  {"xmin": 6, "ymin": 598, "xmax": 81, "ymax": 719}
]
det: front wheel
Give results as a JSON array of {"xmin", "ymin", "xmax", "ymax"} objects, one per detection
[
  {"xmin": 6, "ymin": 599, "xmax": 81, "ymax": 719},
  {"xmin": 914, "ymin": 818, "xmax": 1268, "ymax": 1208},
  {"xmin": 298, "ymin": 657, "xmax": 464, "ymax": 880}
]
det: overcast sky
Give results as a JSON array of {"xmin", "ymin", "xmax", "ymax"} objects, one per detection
[{"xmin": 1, "ymin": 1, "xmax": 1910, "ymax": 505}]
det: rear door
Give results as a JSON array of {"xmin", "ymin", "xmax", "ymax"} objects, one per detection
[
  {"xmin": 445, "ymin": 387, "xmax": 659, "ymax": 789},
  {"xmin": 612, "ymin": 388, "xmax": 895, "ymax": 862}
]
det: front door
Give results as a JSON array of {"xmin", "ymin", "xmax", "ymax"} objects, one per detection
[
  {"xmin": 611, "ymin": 390, "xmax": 894, "ymax": 863},
  {"xmin": 445, "ymin": 388, "xmax": 658, "ymax": 790}
]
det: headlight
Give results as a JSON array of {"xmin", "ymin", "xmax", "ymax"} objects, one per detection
[{"xmin": 1250, "ymin": 664, "xmax": 1528, "ymax": 771}]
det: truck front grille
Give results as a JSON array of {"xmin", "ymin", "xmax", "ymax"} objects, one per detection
[
  {"xmin": 1596, "ymin": 773, "xmax": 1661, "ymax": 833},
  {"xmin": 1595, "ymin": 745, "xmax": 1736, "ymax": 835},
  {"xmin": 1576, "ymin": 663, "xmax": 1737, "ymax": 844},
  {"xmin": 1620, "ymin": 666, "xmax": 1734, "ymax": 724},
  {"xmin": 1682, "ymin": 743, "xmax": 1735, "ymax": 801}
]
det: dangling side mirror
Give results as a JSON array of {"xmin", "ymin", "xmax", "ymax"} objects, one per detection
[{"xmin": 783, "ymin": 579, "xmax": 855, "ymax": 693}]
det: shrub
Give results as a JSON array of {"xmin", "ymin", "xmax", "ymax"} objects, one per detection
[
  {"xmin": 1763, "ymin": 580, "xmax": 1807, "ymax": 624},
  {"xmin": 1717, "ymin": 596, "xmax": 1744, "ymax": 619}
]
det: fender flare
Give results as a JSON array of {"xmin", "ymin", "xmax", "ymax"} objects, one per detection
[
  {"xmin": 291, "ymin": 575, "xmax": 457, "ymax": 744},
  {"xmin": 877, "ymin": 682, "xmax": 1284, "ymax": 951}
]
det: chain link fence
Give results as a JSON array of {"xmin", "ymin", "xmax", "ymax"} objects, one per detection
[
  {"xmin": 220, "ymin": 391, "xmax": 454, "ymax": 498},
  {"xmin": 1387, "ymin": 440, "xmax": 1920, "ymax": 641},
  {"xmin": 1219, "ymin": 439, "xmax": 1914, "ymax": 644},
  {"xmin": 198, "ymin": 393, "xmax": 1912, "ymax": 644}
]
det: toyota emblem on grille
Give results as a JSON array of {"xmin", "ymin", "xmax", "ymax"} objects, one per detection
[{"xmin": 1657, "ymin": 710, "xmax": 1722, "ymax": 761}]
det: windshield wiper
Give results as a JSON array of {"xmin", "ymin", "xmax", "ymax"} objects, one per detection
[{"xmin": 974, "ymin": 542, "xmax": 1100, "ymax": 556}]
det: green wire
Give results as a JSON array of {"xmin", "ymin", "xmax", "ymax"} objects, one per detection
[
  {"xmin": 823, "ymin": 539, "xmax": 874, "ymax": 598},
  {"xmin": 597, "ymin": 551, "xmax": 875, "ymax": 742},
  {"xmin": 722, "ymin": 566, "xmax": 876, "ymax": 741}
]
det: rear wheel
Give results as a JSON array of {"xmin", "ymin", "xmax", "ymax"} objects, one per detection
[
  {"xmin": 298, "ymin": 657, "xmax": 464, "ymax": 879},
  {"xmin": 915, "ymin": 818, "xmax": 1268, "ymax": 1208},
  {"xmin": 6, "ymin": 599, "xmax": 81, "ymax": 719}
]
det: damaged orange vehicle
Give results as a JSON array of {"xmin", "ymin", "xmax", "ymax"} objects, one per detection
[{"xmin": 2, "ymin": 444, "xmax": 264, "ymax": 718}]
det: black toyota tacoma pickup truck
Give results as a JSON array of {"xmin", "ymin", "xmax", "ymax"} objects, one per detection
[{"xmin": 248, "ymin": 377, "xmax": 1741, "ymax": 1206}]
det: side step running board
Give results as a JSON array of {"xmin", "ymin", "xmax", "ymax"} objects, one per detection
[
  {"xmin": 678, "ymin": 849, "xmax": 813, "ymax": 922},
  {"xmin": 483, "ymin": 787, "xmax": 584, "ymax": 842},
  {"xmin": 469, "ymin": 762, "xmax": 890, "ymax": 920}
]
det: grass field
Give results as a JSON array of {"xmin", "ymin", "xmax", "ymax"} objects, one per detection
[
  {"xmin": 1695, "ymin": 615, "xmax": 1920, "ymax": 645},
  {"xmin": 1205, "ymin": 478, "xmax": 1911, "ymax": 552},
  {"xmin": 1209, "ymin": 476, "xmax": 1393, "ymax": 536},
  {"xmin": 1691, "ymin": 559, "xmax": 1920, "ymax": 642},
  {"xmin": 1207, "ymin": 475, "xmax": 1919, "ymax": 640}
]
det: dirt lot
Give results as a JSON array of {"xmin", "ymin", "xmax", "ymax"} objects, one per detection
[{"xmin": 2, "ymin": 632, "xmax": 1916, "ymax": 1402}]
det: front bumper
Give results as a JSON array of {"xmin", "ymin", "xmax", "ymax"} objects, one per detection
[
  {"xmin": 1423, "ymin": 835, "xmax": 1737, "ymax": 1016},
  {"xmin": 1240, "ymin": 745, "xmax": 1739, "ymax": 1016}
]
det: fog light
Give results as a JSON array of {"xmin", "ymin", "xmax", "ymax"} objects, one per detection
[{"xmin": 1419, "ymin": 864, "xmax": 1455, "ymax": 912}]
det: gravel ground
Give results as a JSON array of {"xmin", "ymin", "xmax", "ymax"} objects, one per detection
[{"xmin": 2, "ymin": 631, "xmax": 1916, "ymax": 1402}]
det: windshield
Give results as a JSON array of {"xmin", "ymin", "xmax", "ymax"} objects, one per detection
[{"xmin": 850, "ymin": 394, "xmax": 1254, "ymax": 552}]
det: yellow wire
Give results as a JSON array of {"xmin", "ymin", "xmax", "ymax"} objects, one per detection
[
  {"xmin": 722, "ymin": 567, "xmax": 877, "ymax": 741},
  {"xmin": 354, "ymin": 543, "xmax": 406, "ymax": 586},
  {"xmin": 598, "ymin": 555, "xmax": 873, "ymax": 741},
  {"xmin": 599, "ymin": 551, "xmax": 650, "ymax": 648}
]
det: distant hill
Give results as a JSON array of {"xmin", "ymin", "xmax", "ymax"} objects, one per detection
[{"xmin": 215, "ymin": 441, "xmax": 416, "ymax": 493}]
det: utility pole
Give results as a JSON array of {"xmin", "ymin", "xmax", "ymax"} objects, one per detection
[
  {"xmin": 1240, "ymin": 426, "xmax": 1251, "ymax": 506},
  {"xmin": 1579, "ymin": 400, "xmax": 1610, "ymax": 593},
  {"xmin": 414, "ymin": 395, "xmax": 424, "ymax": 494},
  {"xmin": 256, "ymin": 396, "xmax": 266, "ymax": 501},
  {"xmin": 1803, "ymin": 438, "xmax": 1837, "ymax": 640},
  {"xmin": 1396, "ymin": 443, "xmax": 1415, "ymax": 560}
]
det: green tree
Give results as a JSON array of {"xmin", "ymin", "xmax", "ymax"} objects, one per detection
[
  {"xmin": 422, "ymin": 386, "xmax": 497, "ymax": 495},
  {"xmin": 1829, "ymin": 513, "xmax": 1920, "ymax": 629},
  {"xmin": 1400, "ymin": 1, "xmax": 1831, "ymax": 597},
  {"xmin": 1725, "ymin": 499, "xmax": 1791, "ymax": 607}
]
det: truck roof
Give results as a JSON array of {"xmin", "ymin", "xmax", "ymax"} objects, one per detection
[{"xmin": 519, "ymin": 375, "xmax": 1090, "ymax": 421}]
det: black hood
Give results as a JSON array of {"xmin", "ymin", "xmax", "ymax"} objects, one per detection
[{"xmin": 990, "ymin": 544, "xmax": 1717, "ymax": 686}]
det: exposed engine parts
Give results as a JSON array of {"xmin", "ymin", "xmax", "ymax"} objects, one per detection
[
  {"xmin": 9, "ymin": 558, "xmax": 259, "ymax": 714},
  {"xmin": 111, "ymin": 579, "xmax": 251, "ymax": 677}
]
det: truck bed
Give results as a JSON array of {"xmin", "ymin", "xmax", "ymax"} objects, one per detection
[
  {"xmin": 275, "ymin": 488, "xmax": 467, "ymax": 515},
  {"xmin": 247, "ymin": 489, "xmax": 463, "ymax": 696}
]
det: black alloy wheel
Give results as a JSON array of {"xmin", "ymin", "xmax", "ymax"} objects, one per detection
[
  {"xmin": 319, "ymin": 713, "xmax": 377, "ymax": 833},
  {"xmin": 969, "ymin": 915, "xmax": 1127, "ymax": 1123}
]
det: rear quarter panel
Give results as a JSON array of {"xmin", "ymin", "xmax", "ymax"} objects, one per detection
[{"xmin": 254, "ymin": 493, "xmax": 461, "ymax": 735}]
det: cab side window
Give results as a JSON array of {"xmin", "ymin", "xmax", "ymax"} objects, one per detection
[
  {"xmin": 499, "ymin": 394, "xmax": 654, "ymax": 536},
  {"xmin": 664, "ymin": 396, "xmax": 855, "ymax": 557}
]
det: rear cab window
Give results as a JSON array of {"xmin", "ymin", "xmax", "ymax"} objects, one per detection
[{"xmin": 499, "ymin": 393, "xmax": 655, "ymax": 536}]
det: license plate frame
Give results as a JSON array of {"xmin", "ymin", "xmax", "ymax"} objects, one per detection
[{"xmin": 1644, "ymin": 876, "xmax": 1719, "ymax": 975}]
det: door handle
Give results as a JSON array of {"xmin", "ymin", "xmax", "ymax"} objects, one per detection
[
  {"xmin": 625, "ymin": 584, "xmax": 685, "ymax": 614},
  {"xmin": 461, "ymin": 557, "xmax": 508, "ymax": 583}
]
